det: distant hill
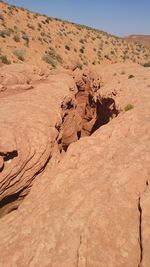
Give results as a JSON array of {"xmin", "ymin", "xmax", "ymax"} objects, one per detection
[
  {"xmin": 125, "ymin": 35, "xmax": 150, "ymax": 47},
  {"xmin": 0, "ymin": 1, "xmax": 150, "ymax": 68}
]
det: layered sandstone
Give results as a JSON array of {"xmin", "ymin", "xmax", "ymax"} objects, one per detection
[{"xmin": 0, "ymin": 63, "xmax": 150, "ymax": 267}]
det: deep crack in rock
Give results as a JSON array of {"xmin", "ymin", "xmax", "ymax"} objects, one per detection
[
  {"xmin": 138, "ymin": 197, "xmax": 143, "ymax": 267},
  {"xmin": 76, "ymin": 234, "xmax": 82, "ymax": 267},
  {"xmin": 57, "ymin": 74, "xmax": 119, "ymax": 152},
  {"xmin": 0, "ymin": 72, "xmax": 119, "ymax": 217}
]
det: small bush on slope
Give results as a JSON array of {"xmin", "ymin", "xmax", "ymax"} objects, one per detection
[
  {"xmin": 13, "ymin": 49, "xmax": 25, "ymax": 61},
  {"xmin": 124, "ymin": 104, "xmax": 134, "ymax": 112},
  {"xmin": 42, "ymin": 48, "xmax": 63, "ymax": 67},
  {"xmin": 0, "ymin": 55, "xmax": 11, "ymax": 64},
  {"xmin": 143, "ymin": 62, "xmax": 150, "ymax": 67}
]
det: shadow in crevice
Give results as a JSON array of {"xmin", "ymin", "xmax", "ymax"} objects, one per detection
[
  {"xmin": 0, "ymin": 191, "xmax": 21, "ymax": 209},
  {"xmin": 91, "ymin": 97, "xmax": 119, "ymax": 134},
  {"xmin": 0, "ymin": 190, "xmax": 23, "ymax": 218},
  {"xmin": 0, "ymin": 153, "xmax": 52, "ymax": 218},
  {"xmin": 0, "ymin": 150, "xmax": 18, "ymax": 161},
  {"xmin": 58, "ymin": 94, "xmax": 119, "ymax": 153}
]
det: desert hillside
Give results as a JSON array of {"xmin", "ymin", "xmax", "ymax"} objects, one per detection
[{"xmin": 0, "ymin": 0, "xmax": 150, "ymax": 68}]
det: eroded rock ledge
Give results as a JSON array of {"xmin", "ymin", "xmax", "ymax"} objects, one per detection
[
  {"xmin": 0, "ymin": 63, "xmax": 150, "ymax": 267},
  {"xmin": 58, "ymin": 71, "xmax": 119, "ymax": 152},
  {"xmin": 0, "ymin": 64, "xmax": 118, "ymax": 217}
]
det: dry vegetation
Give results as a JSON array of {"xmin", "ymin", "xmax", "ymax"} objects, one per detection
[{"xmin": 0, "ymin": 0, "xmax": 150, "ymax": 69}]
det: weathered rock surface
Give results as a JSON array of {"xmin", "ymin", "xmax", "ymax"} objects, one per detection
[
  {"xmin": 1, "ymin": 64, "xmax": 110, "ymax": 216},
  {"xmin": 0, "ymin": 64, "xmax": 78, "ymax": 216},
  {"xmin": 0, "ymin": 63, "xmax": 150, "ymax": 267}
]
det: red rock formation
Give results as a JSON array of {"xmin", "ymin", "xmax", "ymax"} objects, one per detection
[
  {"xmin": 0, "ymin": 64, "xmax": 77, "ymax": 216},
  {"xmin": 0, "ymin": 63, "xmax": 150, "ymax": 267}
]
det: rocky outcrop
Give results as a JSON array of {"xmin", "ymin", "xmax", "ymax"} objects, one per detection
[
  {"xmin": 1, "ymin": 64, "xmax": 116, "ymax": 216},
  {"xmin": 59, "ymin": 70, "xmax": 118, "ymax": 151},
  {"xmin": 0, "ymin": 64, "xmax": 78, "ymax": 216},
  {"xmin": 0, "ymin": 63, "xmax": 150, "ymax": 267}
]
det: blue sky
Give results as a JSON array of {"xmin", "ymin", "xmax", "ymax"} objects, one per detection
[{"xmin": 4, "ymin": 0, "xmax": 150, "ymax": 36}]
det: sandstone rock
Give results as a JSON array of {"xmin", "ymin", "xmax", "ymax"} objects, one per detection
[
  {"xmin": 0, "ymin": 63, "xmax": 150, "ymax": 267},
  {"xmin": 0, "ymin": 64, "xmax": 76, "ymax": 216}
]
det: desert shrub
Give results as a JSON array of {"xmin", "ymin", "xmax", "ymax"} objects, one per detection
[
  {"xmin": 80, "ymin": 47, "xmax": 84, "ymax": 54},
  {"xmin": 42, "ymin": 48, "xmax": 63, "ymax": 67},
  {"xmin": 13, "ymin": 34, "xmax": 20, "ymax": 42},
  {"xmin": 0, "ymin": 29, "xmax": 12, "ymax": 38},
  {"xmin": 79, "ymin": 54, "xmax": 83, "ymax": 60},
  {"xmin": 13, "ymin": 49, "xmax": 25, "ymax": 61},
  {"xmin": 0, "ymin": 13, "xmax": 4, "ymax": 20},
  {"xmin": 38, "ymin": 37, "xmax": 42, "ymax": 42},
  {"xmin": 5, "ymin": 28, "xmax": 13, "ymax": 36},
  {"xmin": 8, "ymin": 10, "xmax": 13, "ymax": 16},
  {"xmin": 38, "ymin": 23, "xmax": 42, "ymax": 28},
  {"xmin": 83, "ymin": 61, "xmax": 88, "ymax": 66},
  {"xmin": 14, "ymin": 25, "xmax": 18, "ymax": 31},
  {"xmin": 8, "ymin": 28, "xmax": 14, "ymax": 34},
  {"xmin": 76, "ymin": 63, "xmax": 83, "ymax": 70},
  {"xmin": 0, "ymin": 30, "xmax": 6, "ymax": 38},
  {"xmin": 20, "ymin": 7, "xmax": 25, "ymax": 11},
  {"xmin": 45, "ymin": 18, "xmax": 50, "ymax": 24},
  {"xmin": 27, "ymin": 23, "xmax": 35, "ymax": 30},
  {"xmin": 65, "ymin": 45, "xmax": 70, "ymax": 51},
  {"xmin": 26, "ymin": 11, "xmax": 30, "ymax": 19},
  {"xmin": 79, "ymin": 38, "xmax": 84, "ymax": 44},
  {"xmin": 43, "ymin": 38, "xmax": 48, "ymax": 43},
  {"xmin": 128, "ymin": 74, "xmax": 135, "ymax": 79},
  {"xmin": 41, "ymin": 32, "xmax": 45, "ymax": 37},
  {"xmin": 58, "ymin": 31, "xmax": 63, "ymax": 37},
  {"xmin": 22, "ymin": 33, "xmax": 29, "ymax": 41},
  {"xmin": 33, "ymin": 14, "xmax": 38, "ymax": 19},
  {"xmin": 92, "ymin": 60, "xmax": 96, "ymax": 65},
  {"xmin": 0, "ymin": 55, "xmax": 11, "ymax": 64},
  {"xmin": 104, "ymin": 54, "xmax": 110, "ymax": 60},
  {"xmin": 143, "ymin": 62, "xmax": 150, "ymax": 67},
  {"xmin": 50, "ymin": 50, "xmax": 63, "ymax": 64},
  {"xmin": 47, "ymin": 32, "xmax": 51, "ymax": 37},
  {"xmin": 42, "ymin": 54, "xmax": 56, "ymax": 67},
  {"xmin": 97, "ymin": 35, "xmax": 101, "ymax": 39},
  {"xmin": 111, "ymin": 50, "xmax": 115, "ymax": 55},
  {"xmin": 22, "ymin": 33, "xmax": 29, "ymax": 46},
  {"xmin": 124, "ymin": 104, "xmax": 134, "ymax": 112},
  {"xmin": 99, "ymin": 42, "xmax": 104, "ymax": 50}
]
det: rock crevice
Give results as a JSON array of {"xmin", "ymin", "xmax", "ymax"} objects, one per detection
[
  {"xmin": 0, "ymin": 63, "xmax": 150, "ymax": 267},
  {"xmin": 138, "ymin": 197, "xmax": 143, "ymax": 267},
  {"xmin": 0, "ymin": 68, "xmax": 119, "ymax": 217},
  {"xmin": 57, "ymin": 71, "xmax": 119, "ymax": 152}
]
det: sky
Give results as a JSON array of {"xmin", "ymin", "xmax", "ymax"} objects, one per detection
[{"xmin": 3, "ymin": 0, "xmax": 150, "ymax": 37}]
